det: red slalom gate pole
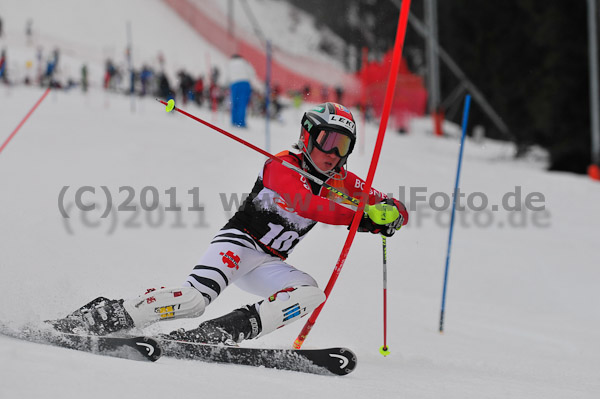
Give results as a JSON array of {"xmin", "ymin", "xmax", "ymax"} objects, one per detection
[
  {"xmin": 0, "ymin": 87, "xmax": 51, "ymax": 155},
  {"xmin": 293, "ymin": 0, "xmax": 412, "ymax": 349}
]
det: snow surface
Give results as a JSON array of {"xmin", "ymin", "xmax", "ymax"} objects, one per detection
[{"xmin": 1, "ymin": 1, "xmax": 600, "ymax": 398}]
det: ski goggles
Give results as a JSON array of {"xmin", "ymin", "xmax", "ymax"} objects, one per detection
[{"xmin": 313, "ymin": 129, "xmax": 354, "ymax": 157}]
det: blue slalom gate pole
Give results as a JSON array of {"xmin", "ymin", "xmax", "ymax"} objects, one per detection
[
  {"xmin": 439, "ymin": 94, "xmax": 472, "ymax": 333},
  {"xmin": 265, "ymin": 40, "xmax": 272, "ymax": 153}
]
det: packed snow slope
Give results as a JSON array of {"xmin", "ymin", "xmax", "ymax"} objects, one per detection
[
  {"xmin": 1, "ymin": 1, "xmax": 600, "ymax": 398},
  {"xmin": 1, "ymin": 87, "xmax": 599, "ymax": 399}
]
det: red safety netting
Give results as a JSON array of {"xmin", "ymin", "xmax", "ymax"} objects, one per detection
[
  {"xmin": 163, "ymin": 0, "xmax": 427, "ymax": 126},
  {"xmin": 359, "ymin": 50, "xmax": 428, "ymax": 130}
]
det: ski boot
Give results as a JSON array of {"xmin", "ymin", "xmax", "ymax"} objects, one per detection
[
  {"xmin": 164, "ymin": 305, "xmax": 261, "ymax": 345},
  {"xmin": 47, "ymin": 296, "xmax": 135, "ymax": 335},
  {"xmin": 163, "ymin": 286, "xmax": 326, "ymax": 345},
  {"xmin": 48, "ymin": 286, "xmax": 206, "ymax": 335}
]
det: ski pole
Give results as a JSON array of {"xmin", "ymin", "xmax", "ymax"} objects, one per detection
[
  {"xmin": 379, "ymin": 235, "xmax": 390, "ymax": 356},
  {"xmin": 439, "ymin": 94, "xmax": 472, "ymax": 333},
  {"xmin": 158, "ymin": 99, "xmax": 362, "ymax": 207}
]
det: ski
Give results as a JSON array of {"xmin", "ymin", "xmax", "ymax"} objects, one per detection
[
  {"xmin": 0, "ymin": 324, "xmax": 161, "ymax": 362},
  {"xmin": 158, "ymin": 338, "xmax": 357, "ymax": 375},
  {"xmin": 0, "ymin": 323, "xmax": 355, "ymax": 374}
]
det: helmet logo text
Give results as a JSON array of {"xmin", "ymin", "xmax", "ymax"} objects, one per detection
[{"xmin": 329, "ymin": 115, "xmax": 355, "ymax": 132}]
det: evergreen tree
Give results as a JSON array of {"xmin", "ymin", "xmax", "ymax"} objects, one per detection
[{"xmin": 288, "ymin": 0, "xmax": 594, "ymax": 173}]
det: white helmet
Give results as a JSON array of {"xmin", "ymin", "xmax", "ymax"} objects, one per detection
[{"xmin": 295, "ymin": 102, "xmax": 357, "ymax": 176}]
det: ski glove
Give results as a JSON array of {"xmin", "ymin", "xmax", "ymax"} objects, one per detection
[{"xmin": 357, "ymin": 198, "xmax": 408, "ymax": 237}]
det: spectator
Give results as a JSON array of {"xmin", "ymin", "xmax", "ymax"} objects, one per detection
[
  {"xmin": 292, "ymin": 90, "xmax": 303, "ymax": 108},
  {"xmin": 25, "ymin": 60, "xmax": 33, "ymax": 84},
  {"xmin": 335, "ymin": 85, "xmax": 344, "ymax": 104},
  {"xmin": 52, "ymin": 48, "xmax": 60, "ymax": 70},
  {"xmin": 321, "ymin": 85, "xmax": 329, "ymax": 102},
  {"xmin": 44, "ymin": 58, "xmax": 56, "ymax": 86},
  {"xmin": 269, "ymin": 84, "xmax": 283, "ymax": 120},
  {"xmin": 139, "ymin": 65, "xmax": 153, "ymax": 96},
  {"xmin": 104, "ymin": 59, "xmax": 115, "ymax": 89},
  {"xmin": 303, "ymin": 84, "xmax": 311, "ymax": 101},
  {"xmin": 81, "ymin": 64, "xmax": 88, "ymax": 92},
  {"xmin": 36, "ymin": 47, "xmax": 43, "ymax": 84},
  {"xmin": 0, "ymin": 49, "xmax": 7, "ymax": 84},
  {"xmin": 227, "ymin": 54, "xmax": 255, "ymax": 127},
  {"xmin": 129, "ymin": 68, "xmax": 136, "ymax": 95},
  {"xmin": 157, "ymin": 72, "xmax": 173, "ymax": 100},
  {"xmin": 210, "ymin": 66, "xmax": 220, "ymax": 87},
  {"xmin": 177, "ymin": 70, "xmax": 194, "ymax": 105},
  {"xmin": 209, "ymin": 77, "xmax": 219, "ymax": 112},
  {"xmin": 43, "ymin": 49, "xmax": 60, "ymax": 87},
  {"xmin": 194, "ymin": 75, "xmax": 204, "ymax": 106}
]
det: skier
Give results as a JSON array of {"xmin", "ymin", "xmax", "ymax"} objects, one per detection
[{"xmin": 50, "ymin": 102, "xmax": 408, "ymax": 345}]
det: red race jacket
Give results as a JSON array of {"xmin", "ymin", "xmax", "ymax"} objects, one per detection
[{"xmin": 223, "ymin": 151, "xmax": 407, "ymax": 259}]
